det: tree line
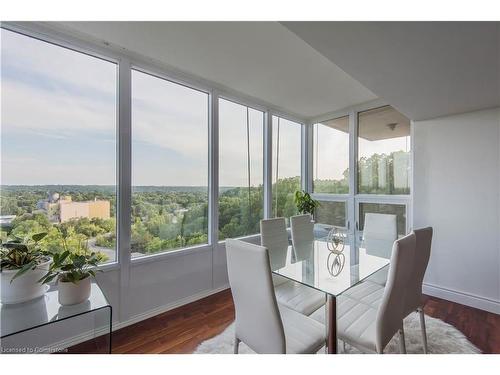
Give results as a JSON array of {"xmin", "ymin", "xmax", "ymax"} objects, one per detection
[{"xmin": 0, "ymin": 151, "xmax": 409, "ymax": 257}]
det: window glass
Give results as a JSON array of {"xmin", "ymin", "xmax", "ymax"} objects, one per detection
[
  {"xmin": 315, "ymin": 201, "xmax": 346, "ymax": 228},
  {"xmin": 358, "ymin": 203, "xmax": 406, "ymax": 237},
  {"xmin": 1, "ymin": 29, "xmax": 117, "ymax": 263},
  {"xmin": 358, "ymin": 106, "xmax": 410, "ymax": 194},
  {"xmin": 131, "ymin": 70, "xmax": 209, "ymax": 257},
  {"xmin": 218, "ymin": 99, "xmax": 264, "ymax": 239},
  {"xmin": 313, "ymin": 116, "xmax": 349, "ymax": 194},
  {"xmin": 272, "ymin": 116, "xmax": 302, "ymax": 221}
]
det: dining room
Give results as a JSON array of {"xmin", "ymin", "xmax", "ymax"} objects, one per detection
[{"xmin": 1, "ymin": 5, "xmax": 499, "ymax": 373}]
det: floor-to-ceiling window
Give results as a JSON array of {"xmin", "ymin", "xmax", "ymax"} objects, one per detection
[
  {"xmin": 0, "ymin": 28, "xmax": 118, "ymax": 263},
  {"xmin": 272, "ymin": 116, "xmax": 302, "ymax": 221},
  {"xmin": 131, "ymin": 69, "xmax": 209, "ymax": 257},
  {"xmin": 218, "ymin": 99, "xmax": 264, "ymax": 239}
]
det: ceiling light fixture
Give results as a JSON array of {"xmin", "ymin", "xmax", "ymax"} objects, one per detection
[{"xmin": 387, "ymin": 122, "xmax": 398, "ymax": 131}]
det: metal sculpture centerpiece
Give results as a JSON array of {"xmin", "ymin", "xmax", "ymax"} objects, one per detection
[{"xmin": 326, "ymin": 226, "xmax": 346, "ymax": 277}]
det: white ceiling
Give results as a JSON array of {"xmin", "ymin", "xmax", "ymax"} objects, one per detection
[
  {"xmin": 322, "ymin": 106, "xmax": 410, "ymax": 141},
  {"xmin": 283, "ymin": 22, "xmax": 500, "ymax": 121},
  {"xmin": 51, "ymin": 21, "xmax": 377, "ymax": 120}
]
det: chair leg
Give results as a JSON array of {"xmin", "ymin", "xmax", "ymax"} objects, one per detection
[
  {"xmin": 342, "ymin": 340, "xmax": 346, "ymax": 353},
  {"xmin": 418, "ymin": 307, "xmax": 428, "ymax": 354},
  {"xmin": 234, "ymin": 337, "xmax": 240, "ymax": 354},
  {"xmin": 398, "ymin": 326, "xmax": 407, "ymax": 354}
]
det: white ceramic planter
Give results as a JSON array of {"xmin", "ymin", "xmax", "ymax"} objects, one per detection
[
  {"xmin": 58, "ymin": 276, "xmax": 91, "ymax": 306},
  {"xmin": 0, "ymin": 259, "xmax": 52, "ymax": 304}
]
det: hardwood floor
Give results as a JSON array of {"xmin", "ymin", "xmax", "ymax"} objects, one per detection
[
  {"xmin": 69, "ymin": 289, "xmax": 235, "ymax": 354},
  {"xmin": 422, "ymin": 295, "xmax": 500, "ymax": 354},
  {"xmin": 69, "ymin": 289, "xmax": 499, "ymax": 354}
]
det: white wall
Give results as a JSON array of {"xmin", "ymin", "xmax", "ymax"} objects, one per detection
[{"xmin": 413, "ymin": 107, "xmax": 500, "ymax": 314}]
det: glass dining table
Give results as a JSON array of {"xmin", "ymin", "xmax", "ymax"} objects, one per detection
[{"xmin": 271, "ymin": 225, "xmax": 391, "ymax": 354}]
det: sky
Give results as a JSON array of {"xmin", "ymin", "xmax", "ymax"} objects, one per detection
[
  {"xmin": 219, "ymin": 98, "xmax": 263, "ymax": 187},
  {"xmin": 314, "ymin": 121, "xmax": 410, "ymax": 181},
  {"xmin": 1, "ymin": 28, "xmax": 406, "ymax": 187},
  {"xmin": 1, "ymin": 29, "xmax": 118, "ymax": 185},
  {"xmin": 1, "ymin": 28, "xmax": 303, "ymax": 187}
]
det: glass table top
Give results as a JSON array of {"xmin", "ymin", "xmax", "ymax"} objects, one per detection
[
  {"xmin": 272, "ymin": 229, "xmax": 391, "ymax": 297},
  {"xmin": 0, "ymin": 282, "xmax": 110, "ymax": 338}
]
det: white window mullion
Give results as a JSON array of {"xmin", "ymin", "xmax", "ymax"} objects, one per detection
[
  {"xmin": 348, "ymin": 110, "xmax": 357, "ymax": 235},
  {"xmin": 303, "ymin": 122, "xmax": 313, "ymax": 193},
  {"xmin": 349, "ymin": 111, "xmax": 358, "ymax": 264},
  {"xmin": 300, "ymin": 122, "xmax": 308, "ymax": 193},
  {"xmin": 208, "ymin": 91, "xmax": 219, "ymax": 245},
  {"xmin": 263, "ymin": 111, "xmax": 273, "ymax": 219},
  {"xmin": 117, "ymin": 58, "xmax": 132, "ymax": 321},
  {"xmin": 117, "ymin": 58, "xmax": 132, "ymax": 265}
]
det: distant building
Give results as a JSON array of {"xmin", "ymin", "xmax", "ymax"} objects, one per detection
[
  {"xmin": 36, "ymin": 193, "xmax": 64, "ymax": 222},
  {"xmin": 36, "ymin": 192, "xmax": 110, "ymax": 223},
  {"xmin": 0, "ymin": 215, "xmax": 16, "ymax": 226},
  {"xmin": 60, "ymin": 199, "xmax": 110, "ymax": 223}
]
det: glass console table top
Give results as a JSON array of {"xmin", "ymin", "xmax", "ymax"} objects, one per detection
[
  {"xmin": 272, "ymin": 236, "xmax": 390, "ymax": 297},
  {"xmin": 1, "ymin": 282, "xmax": 110, "ymax": 338}
]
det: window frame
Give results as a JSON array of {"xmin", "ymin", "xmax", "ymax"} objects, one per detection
[
  {"xmin": 308, "ymin": 101, "xmax": 413, "ymax": 239},
  {"xmin": 217, "ymin": 97, "xmax": 267, "ymax": 240},
  {"xmin": 0, "ymin": 25, "xmax": 121, "ymax": 269},
  {"xmin": 129, "ymin": 66, "xmax": 211, "ymax": 259}
]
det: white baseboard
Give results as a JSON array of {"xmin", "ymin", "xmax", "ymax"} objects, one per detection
[
  {"xmin": 113, "ymin": 283, "xmax": 230, "ymax": 331},
  {"xmin": 49, "ymin": 284, "xmax": 230, "ymax": 352},
  {"xmin": 423, "ymin": 282, "xmax": 500, "ymax": 315}
]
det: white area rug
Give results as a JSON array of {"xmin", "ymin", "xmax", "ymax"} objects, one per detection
[{"xmin": 194, "ymin": 313, "xmax": 480, "ymax": 354}]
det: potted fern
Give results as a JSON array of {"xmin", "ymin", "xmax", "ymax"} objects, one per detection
[
  {"xmin": 39, "ymin": 239, "xmax": 102, "ymax": 306},
  {"xmin": 294, "ymin": 190, "xmax": 319, "ymax": 220},
  {"xmin": 1, "ymin": 232, "xmax": 52, "ymax": 304}
]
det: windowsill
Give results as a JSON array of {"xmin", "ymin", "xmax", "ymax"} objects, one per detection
[
  {"xmin": 97, "ymin": 236, "xmax": 262, "ymax": 269},
  {"xmin": 217, "ymin": 232, "xmax": 261, "ymax": 245},
  {"xmin": 312, "ymin": 193, "xmax": 349, "ymax": 198},
  {"xmin": 130, "ymin": 243, "xmax": 213, "ymax": 266},
  {"xmin": 354, "ymin": 194, "xmax": 411, "ymax": 200},
  {"xmin": 97, "ymin": 261, "xmax": 120, "ymax": 272}
]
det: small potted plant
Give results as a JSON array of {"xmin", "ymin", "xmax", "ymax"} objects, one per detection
[
  {"xmin": 39, "ymin": 240, "xmax": 102, "ymax": 306},
  {"xmin": 294, "ymin": 190, "xmax": 320, "ymax": 220},
  {"xmin": 1, "ymin": 232, "xmax": 51, "ymax": 304}
]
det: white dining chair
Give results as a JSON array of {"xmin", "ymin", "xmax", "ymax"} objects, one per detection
[
  {"xmin": 363, "ymin": 213, "xmax": 397, "ymax": 259},
  {"xmin": 403, "ymin": 227, "xmax": 433, "ymax": 353},
  {"xmin": 310, "ymin": 233, "xmax": 416, "ymax": 353},
  {"xmin": 260, "ymin": 217, "xmax": 289, "ymax": 271},
  {"xmin": 290, "ymin": 214, "xmax": 314, "ymax": 262},
  {"xmin": 226, "ymin": 239, "xmax": 326, "ymax": 354},
  {"xmin": 260, "ymin": 218, "xmax": 325, "ymax": 316},
  {"xmin": 325, "ymin": 227, "xmax": 433, "ymax": 353}
]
